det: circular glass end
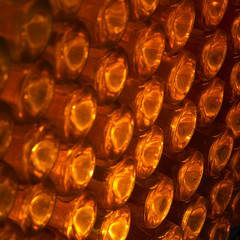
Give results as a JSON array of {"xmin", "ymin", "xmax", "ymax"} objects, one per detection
[
  {"xmin": 27, "ymin": 123, "xmax": 60, "ymax": 182},
  {"xmin": 144, "ymin": 176, "xmax": 174, "ymax": 228},
  {"xmin": 22, "ymin": 63, "xmax": 54, "ymax": 119},
  {"xmin": 202, "ymin": 0, "xmax": 228, "ymax": 28},
  {"xmin": 20, "ymin": 1, "xmax": 52, "ymax": 60},
  {"xmin": 181, "ymin": 195, "xmax": 207, "ymax": 240},
  {"xmin": 214, "ymin": 216, "xmax": 230, "ymax": 240},
  {"xmin": 55, "ymin": 24, "xmax": 89, "ymax": 80},
  {"xmin": 166, "ymin": 0, "xmax": 195, "ymax": 52},
  {"xmin": 226, "ymin": 100, "xmax": 240, "ymax": 138},
  {"xmin": 198, "ymin": 78, "xmax": 224, "ymax": 127},
  {"xmin": 0, "ymin": 162, "xmax": 18, "ymax": 222},
  {"xmin": 105, "ymin": 106, "xmax": 134, "ymax": 158},
  {"xmin": 68, "ymin": 192, "xmax": 97, "ymax": 239},
  {"xmin": 0, "ymin": 118, "xmax": 13, "ymax": 158},
  {"xmin": 177, "ymin": 151, "xmax": 204, "ymax": 201},
  {"xmin": 30, "ymin": 139, "xmax": 59, "ymax": 181},
  {"xmin": 73, "ymin": 205, "xmax": 95, "ymax": 238},
  {"xmin": 135, "ymin": 126, "xmax": 164, "ymax": 179},
  {"xmin": 98, "ymin": 0, "xmax": 129, "ymax": 45},
  {"xmin": 96, "ymin": 48, "xmax": 128, "ymax": 104},
  {"xmin": 66, "ymin": 87, "xmax": 97, "ymax": 140},
  {"xmin": 71, "ymin": 101, "xmax": 96, "ymax": 132},
  {"xmin": 231, "ymin": 15, "xmax": 240, "ymax": 54},
  {"xmin": 208, "ymin": 129, "xmax": 234, "ymax": 176},
  {"xmin": 110, "ymin": 158, "xmax": 136, "ymax": 208},
  {"xmin": 210, "ymin": 172, "xmax": 234, "ymax": 218},
  {"xmin": 101, "ymin": 205, "xmax": 131, "ymax": 240},
  {"xmin": 135, "ymin": 79, "xmax": 164, "ymax": 130},
  {"xmin": 202, "ymin": 29, "xmax": 227, "ymax": 80},
  {"xmin": 30, "ymin": 193, "xmax": 54, "ymax": 227},
  {"xmin": 134, "ymin": 23, "xmax": 165, "ymax": 78},
  {"xmin": 171, "ymin": 101, "xmax": 197, "ymax": 153},
  {"xmin": 230, "ymin": 61, "xmax": 240, "ymax": 98},
  {"xmin": 169, "ymin": 51, "xmax": 196, "ymax": 103},
  {"xmin": 28, "ymin": 180, "xmax": 56, "ymax": 231},
  {"xmin": 63, "ymin": 31, "xmax": 89, "ymax": 73},
  {"xmin": 71, "ymin": 143, "xmax": 95, "ymax": 188}
]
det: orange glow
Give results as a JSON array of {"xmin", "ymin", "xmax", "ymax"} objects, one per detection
[
  {"xmin": 181, "ymin": 195, "xmax": 207, "ymax": 240},
  {"xmin": 144, "ymin": 176, "xmax": 174, "ymax": 228}
]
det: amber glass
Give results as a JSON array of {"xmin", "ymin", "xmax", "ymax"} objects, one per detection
[
  {"xmin": 157, "ymin": 148, "xmax": 204, "ymax": 201},
  {"xmin": 49, "ymin": 0, "xmax": 83, "ymax": 21},
  {"xmin": 229, "ymin": 13, "xmax": 240, "ymax": 55},
  {"xmin": 0, "ymin": 0, "xmax": 53, "ymax": 61},
  {"xmin": 227, "ymin": 149, "xmax": 240, "ymax": 189},
  {"xmin": 127, "ymin": 220, "xmax": 183, "ymax": 240},
  {"xmin": 50, "ymin": 140, "xmax": 95, "ymax": 196},
  {"xmin": 155, "ymin": 50, "xmax": 196, "ymax": 104},
  {"xmin": 227, "ymin": 190, "xmax": 240, "ymax": 225},
  {"xmin": 81, "ymin": 47, "xmax": 128, "ymax": 105},
  {"xmin": 0, "ymin": 38, "xmax": 10, "ymax": 93},
  {"xmin": 199, "ymin": 215, "xmax": 230, "ymax": 240},
  {"xmin": 129, "ymin": 0, "xmax": 159, "ymax": 21},
  {"xmin": 197, "ymin": 169, "xmax": 234, "ymax": 219},
  {"xmin": 167, "ymin": 194, "xmax": 207, "ymax": 240},
  {"xmin": 0, "ymin": 161, "xmax": 18, "ymax": 222},
  {"xmin": 87, "ymin": 156, "xmax": 136, "ymax": 210},
  {"xmin": 152, "ymin": 0, "xmax": 195, "ymax": 53},
  {"xmin": 119, "ymin": 77, "xmax": 164, "ymax": 132},
  {"xmin": 4, "ymin": 122, "xmax": 60, "ymax": 184},
  {"xmin": 128, "ymin": 173, "xmax": 174, "ymax": 229},
  {"xmin": 0, "ymin": 219, "xmax": 24, "ymax": 240},
  {"xmin": 126, "ymin": 125, "xmax": 164, "ymax": 179},
  {"xmin": 46, "ymin": 84, "xmax": 97, "ymax": 143},
  {"xmin": 187, "ymin": 77, "xmax": 224, "ymax": 128},
  {"xmin": 28, "ymin": 229, "xmax": 68, "ymax": 240},
  {"xmin": 193, "ymin": 0, "xmax": 229, "ymax": 30},
  {"xmin": 9, "ymin": 179, "xmax": 56, "ymax": 235},
  {"xmin": 220, "ymin": 8, "xmax": 240, "ymax": 55},
  {"xmin": 44, "ymin": 21, "xmax": 89, "ymax": 82},
  {"xmin": 225, "ymin": 99, "xmax": 240, "ymax": 139},
  {"xmin": 157, "ymin": 100, "xmax": 197, "ymax": 153},
  {"xmin": 78, "ymin": 0, "xmax": 129, "ymax": 47},
  {"xmin": 87, "ymin": 104, "xmax": 134, "ymax": 159},
  {"xmin": 120, "ymin": 21, "xmax": 165, "ymax": 79},
  {"xmin": 89, "ymin": 205, "xmax": 131, "ymax": 240},
  {"xmin": 48, "ymin": 191, "xmax": 97, "ymax": 240},
  {"xmin": 229, "ymin": 59, "xmax": 240, "ymax": 98},
  {"xmin": 190, "ymin": 125, "xmax": 234, "ymax": 177},
  {"xmin": 186, "ymin": 28, "xmax": 227, "ymax": 81},
  {"xmin": 0, "ymin": 61, "xmax": 54, "ymax": 122},
  {"xmin": 0, "ymin": 105, "xmax": 14, "ymax": 158},
  {"xmin": 218, "ymin": 55, "xmax": 240, "ymax": 100}
]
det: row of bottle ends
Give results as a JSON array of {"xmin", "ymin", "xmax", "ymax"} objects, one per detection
[
  {"xmin": 0, "ymin": 152, "xmax": 240, "ymax": 240},
  {"xmin": 1, "ymin": 0, "xmax": 240, "ymax": 63},
  {"xmin": 1, "ymin": 0, "xmax": 240, "ymax": 89}
]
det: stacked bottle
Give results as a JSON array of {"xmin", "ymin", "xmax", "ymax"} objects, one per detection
[{"xmin": 0, "ymin": 0, "xmax": 239, "ymax": 240}]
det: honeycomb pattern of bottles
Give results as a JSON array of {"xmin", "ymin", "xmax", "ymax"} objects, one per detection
[{"xmin": 0, "ymin": 0, "xmax": 240, "ymax": 240}]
